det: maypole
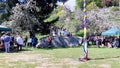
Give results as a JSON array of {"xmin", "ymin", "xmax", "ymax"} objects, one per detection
[{"xmin": 80, "ymin": 0, "xmax": 88, "ymax": 62}]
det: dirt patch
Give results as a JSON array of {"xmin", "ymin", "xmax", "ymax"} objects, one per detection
[
  {"xmin": 2, "ymin": 51, "xmax": 63, "ymax": 68},
  {"xmin": 61, "ymin": 58, "xmax": 81, "ymax": 66},
  {"xmin": 99, "ymin": 64, "xmax": 111, "ymax": 68}
]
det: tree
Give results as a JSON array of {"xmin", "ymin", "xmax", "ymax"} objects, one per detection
[
  {"xmin": 76, "ymin": 0, "xmax": 101, "ymax": 9},
  {"xmin": 10, "ymin": 0, "xmax": 39, "ymax": 32},
  {"xmin": 0, "ymin": 0, "xmax": 19, "ymax": 24},
  {"xmin": 6, "ymin": 0, "xmax": 56, "ymax": 34}
]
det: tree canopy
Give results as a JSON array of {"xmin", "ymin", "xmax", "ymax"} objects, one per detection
[
  {"xmin": 0, "ymin": 0, "xmax": 56, "ymax": 34},
  {"xmin": 0, "ymin": 0, "xmax": 120, "ymax": 35}
]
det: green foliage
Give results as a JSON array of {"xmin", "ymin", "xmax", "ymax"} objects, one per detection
[
  {"xmin": 55, "ymin": 18, "xmax": 80, "ymax": 34},
  {"xmin": 88, "ymin": 41, "xmax": 93, "ymax": 45},
  {"xmin": 44, "ymin": 6, "xmax": 63, "ymax": 22},
  {"xmin": 87, "ymin": 2, "xmax": 98, "ymax": 11},
  {"xmin": 0, "ymin": 1, "xmax": 15, "ymax": 23},
  {"xmin": 113, "ymin": 0, "xmax": 119, "ymax": 6},
  {"xmin": 76, "ymin": 29, "xmax": 89, "ymax": 37},
  {"xmin": 114, "ymin": 17, "xmax": 120, "ymax": 22},
  {"xmin": 76, "ymin": 0, "xmax": 102, "ymax": 9},
  {"xmin": 112, "ymin": 13, "xmax": 120, "ymax": 22},
  {"xmin": 6, "ymin": 0, "xmax": 18, "ymax": 9},
  {"xmin": 36, "ymin": 34, "xmax": 48, "ymax": 39},
  {"xmin": 44, "ymin": 15, "xmax": 58, "ymax": 22},
  {"xmin": 0, "ymin": 11, "xmax": 10, "ymax": 23},
  {"xmin": 44, "ymin": 8, "xmax": 59, "ymax": 22},
  {"xmin": 55, "ymin": 21, "xmax": 65, "ymax": 27},
  {"xmin": 111, "ymin": 6, "xmax": 119, "ymax": 11},
  {"xmin": 76, "ymin": 0, "xmax": 120, "ymax": 9},
  {"xmin": 76, "ymin": 0, "xmax": 83, "ymax": 9},
  {"xmin": 68, "ymin": 19, "xmax": 80, "ymax": 33},
  {"xmin": 0, "ymin": 2, "xmax": 5, "ymax": 9},
  {"xmin": 72, "ymin": 19, "xmax": 79, "ymax": 26},
  {"xmin": 94, "ymin": 0, "xmax": 101, "ymax": 7}
]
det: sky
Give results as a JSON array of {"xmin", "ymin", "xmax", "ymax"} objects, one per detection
[
  {"xmin": 56, "ymin": 0, "xmax": 76, "ymax": 12},
  {"xmin": 64, "ymin": 0, "xmax": 76, "ymax": 12}
]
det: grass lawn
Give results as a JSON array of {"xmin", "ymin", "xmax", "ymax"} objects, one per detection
[{"xmin": 0, "ymin": 46, "xmax": 120, "ymax": 68}]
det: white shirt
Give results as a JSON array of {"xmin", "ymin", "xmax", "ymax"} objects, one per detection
[
  {"xmin": 28, "ymin": 38, "xmax": 32, "ymax": 43},
  {"xmin": 16, "ymin": 36, "xmax": 24, "ymax": 45},
  {"xmin": 52, "ymin": 31, "xmax": 56, "ymax": 36},
  {"xmin": 0, "ymin": 36, "xmax": 4, "ymax": 40}
]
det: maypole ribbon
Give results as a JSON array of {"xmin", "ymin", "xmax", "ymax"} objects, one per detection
[{"xmin": 80, "ymin": 0, "xmax": 88, "ymax": 61}]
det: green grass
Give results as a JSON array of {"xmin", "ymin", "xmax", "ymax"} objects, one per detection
[{"xmin": 0, "ymin": 46, "xmax": 120, "ymax": 68}]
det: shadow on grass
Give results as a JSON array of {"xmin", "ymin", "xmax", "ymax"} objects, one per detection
[
  {"xmin": 0, "ymin": 47, "xmax": 32, "ymax": 53},
  {"xmin": 0, "ymin": 50, "xmax": 5, "ymax": 53},
  {"xmin": 37, "ymin": 45, "xmax": 109, "ymax": 50},
  {"xmin": 37, "ymin": 45, "xmax": 82, "ymax": 50},
  {"xmin": 78, "ymin": 56, "xmax": 120, "ymax": 62},
  {"xmin": 93, "ymin": 56, "xmax": 120, "ymax": 60}
]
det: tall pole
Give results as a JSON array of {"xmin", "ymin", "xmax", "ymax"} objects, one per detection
[
  {"xmin": 80, "ymin": 0, "xmax": 88, "ymax": 62},
  {"xmin": 119, "ymin": 0, "xmax": 120, "ymax": 10}
]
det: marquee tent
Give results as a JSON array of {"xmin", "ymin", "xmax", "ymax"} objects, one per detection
[
  {"xmin": 101, "ymin": 26, "xmax": 120, "ymax": 36},
  {"xmin": 0, "ymin": 25, "xmax": 12, "ymax": 31}
]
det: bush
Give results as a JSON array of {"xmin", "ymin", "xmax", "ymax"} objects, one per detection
[
  {"xmin": 76, "ymin": 0, "xmax": 101, "ymax": 9},
  {"xmin": 111, "ymin": 6, "xmax": 119, "ymax": 11},
  {"xmin": 76, "ymin": 29, "xmax": 89, "ymax": 37},
  {"xmin": 87, "ymin": 2, "xmax": 98, "ymax": 11},
  {"xmin": 76, "ymin": 0, "xmax": 83, "ymax": 9}
]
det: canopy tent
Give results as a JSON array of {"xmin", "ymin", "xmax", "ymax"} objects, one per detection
[
  {"xmin": 101, "ymin": 26, "xmax": 120, "ymax": 36},
  {"xmin": 0, "ymin": 25, "xmax": 12, "ymax": 31}
]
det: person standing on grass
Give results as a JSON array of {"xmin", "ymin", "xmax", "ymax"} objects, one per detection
[
  {"xmin": 0, "ymin": 32, "xmax": 5, "ymax": 49},
  {"xmin": 16, "ymin": 35, "xmax": 24, "ymax": 51},
  {"xmin": 27, "ymin": 37, "xmax": 32, "ymax": 47},
  {"xmin": 23, "ymin": 35, "xmax": 28, "ymax": 47},
  {"xmin": 113, "ymin": 37, "xmax": 119, "ymax": 48},
  {"xmin": 31, "ymin": 36, "xmax": 38, "ymax": 48},
  {"xmin": 118, "ymin": 36, "xmax": 120, "ymax": 47},
  {"xmin": 4, "ymin": 32, "xmax": 11, "ymax": 53},
  {"xmin": 95, "ymin": 36, "xmax": 101, "ymax": 48}
]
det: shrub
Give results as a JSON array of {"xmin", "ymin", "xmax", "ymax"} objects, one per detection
[
  {"xmin": 76, "ymin": 0, "xmax": 101, "ymax": 9},
  {"xmin": 76, "ymin": 0, "xmax": 83, "ymax": 9},
  {"xmin": 111, "ymin": 6, "xmax": 119, "ymax": 11},
  {"xmin": 76, "ymin": 29, "xmax": 89, "ymax": 37},
  {"xmin": 87, "ymin": 2, "xmax": 98, "ymax": 11}
]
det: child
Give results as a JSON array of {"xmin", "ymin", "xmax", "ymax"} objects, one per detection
[{"xmin": 48, "ymin": 36, "xmax": 52, "ymax": 48}]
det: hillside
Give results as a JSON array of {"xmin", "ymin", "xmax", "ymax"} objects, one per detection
[
  {"xmin": 52, "ymin": 6, "xmax": 120, "ymax": 35},
  {"xmin": 0, "ymin": 0, "xmax": 120, "ymax": 35}
]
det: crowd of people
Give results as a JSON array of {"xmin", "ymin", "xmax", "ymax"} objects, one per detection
[
  {"xmin": 0, "ymin": 32, "xmax": 27, "ymax": 53},
  {"xmin": 0, "ymin": 27, "xmax": 72, "ymax": 53},
  {"xmin": 50, "ymin": 27, "xmax": 72, "ymax": 37},
  {"xmin": 87, "ymin": 35, "xmax": 120, "ymax": 48},
  {"xmin": 0, "ymin": 31, "xmax": 38, "ymax": 53},
  {"xmin": 0, "ymin": 30, "xmax": 119, "ymax": 53}
]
